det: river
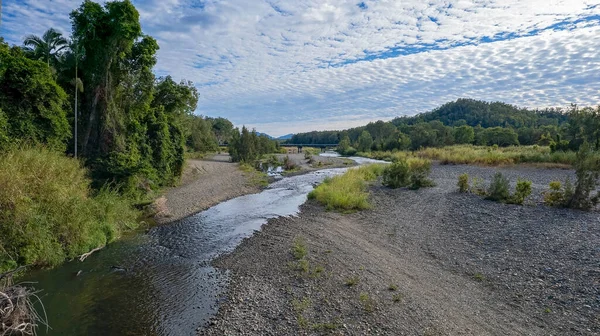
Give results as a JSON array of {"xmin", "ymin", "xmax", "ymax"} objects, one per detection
[{"xmin": 24, "ymin": 154, "xmax": 385, "ymax": 335}]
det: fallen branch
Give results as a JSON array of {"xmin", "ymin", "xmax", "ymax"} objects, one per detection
[{"xmin": 78, "ymin": 246, "xmax": 104, "ymax": 262}]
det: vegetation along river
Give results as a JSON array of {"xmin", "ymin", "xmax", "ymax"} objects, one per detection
[{"xmin": 24, "ymin": 155, "xmax": 385, "ymax": 335}]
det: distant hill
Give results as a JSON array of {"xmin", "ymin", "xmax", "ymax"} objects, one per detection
[
  {"xmin": 391, "ymin": 98, "xmax": 568, "ymax": 128},
  {"xmin": 289, "ymin": 98, "xmax": 571, "ymax": 147},
  {"xmin": 255, "ymin": 132, "xmax": 274, "ymax": 139},
  {"xmin": 276, "ymin": 133, "xmax": 294, "ymax": 140}
]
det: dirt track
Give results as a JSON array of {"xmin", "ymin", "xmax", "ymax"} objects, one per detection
[
  {"xmin": 156, "ymin": 154, "xmax": 261, "ymax": 224},
  {"xmin": 201, "ymin": 164, "xmax": 600, "ymax": 335}
]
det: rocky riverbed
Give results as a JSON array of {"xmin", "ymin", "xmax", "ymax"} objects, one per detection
[{"xmin": 201, "ymin": 164, "xmax": 599, "ymax": 335}]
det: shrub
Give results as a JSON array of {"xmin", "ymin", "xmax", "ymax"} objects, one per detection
[
  {"xmin": 383, "ymin": 158, "xmax": 434, "ymax": 189},
  {"xmin": 382, "ymin": 160, "xmax": 410, "ymax": 188},
  {"xmin": 283, "ymin": 155, "xmax": 297, "ymax": 170},
  {"xmin": 0, "ymin": 147, "xmax": 139, "ymax": 271},
  {"xmin": 407, "ymin": 158, "xmax": 435, "ymax": 189},
  {"xmin": 544, "ymin": 143, "xmax": 600, "ymax": 210},
  {"xmin": 568, "ymin": 143, "xmax": 600, "ymax": 209},
  {"xmin": 485, "ymin": 172, "xmax": 510, "ymax": 202},
  {"xmin": 543, "ymin": 180, "xmax": 571, "ymax": 207},
  {"xmin": 457, "ymin": 173, "xmax": 469, "ymax": 193},
  {"xmin": 508, "ymin": 178, "xmax": 532, "ymax": 205}
]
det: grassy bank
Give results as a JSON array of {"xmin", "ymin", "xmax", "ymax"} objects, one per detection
[
  {"xmin": 308, "ymin": 164, "xmax": 385, "ymax": 212},
  {"xmin": 357, "ymin": 145, "xmax": 579, "ymax": 167},
  {"xmin": 0, "ymin": 147, "xmax": 139, "ymax": 272}
]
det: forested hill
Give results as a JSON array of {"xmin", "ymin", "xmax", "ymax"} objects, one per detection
[
  {"xmin": 289, "ymin": 98, "xmax": 591, "ymax": 151},
  {"xmin": 391, "ymin": 98, "xmax": 569, "ymax": 128}
]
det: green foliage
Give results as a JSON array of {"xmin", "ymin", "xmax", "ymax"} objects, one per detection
[
  {"xmin": 458, "ymin": 173, "xmax": 469, "ymax": 193},
  {"xmin": 382, "ymin": 157, "xmax": 434, "ymax": 189},
  {"xmin": 308, "ymin": 164, "xmax": 384, "ymax": 212},
  {"xmin": 454, "ymin": 125, "xmax": 475, "ymax": 144},
  {"xmin": 0, "ymin": 147, "xmax": 139, "ymax": 272},
  {"xmin": 357, "ymin": 130, "xmax": 373, "ymax": 152},
  {"xmin": 508, "ymin": 179, "xmax": 532, "ymax": 205},
  {"xmin": 567, "ymin": 143, "xmax": 600, "ymax": 209},
  {"xmin": 478, "ymin": 127, "xmax": 519, "ymax": 147},
  {"xmin": 0, "ymin": 41, "xmax": 70, "ymax": 151},
  {"xmin": 23, "ymin": 28, "xmax": 68, "ymax": 67},
  {"xmin": 292, "ymin": 237, "xmax": 308, "ymax": 260},
  {"xmin": 382, "ymin": 160, "xmax": 410, "ymax": 188},
  {"xmin": 485, "ymin": 172, "xmax": 510, "ymax": 202},
  {"xmin": 228, "ymin": 126, "xmax": 280, "ymax": 162},
  {"xmin": 407, "ymin": 158, "xmax": 435, "ymax": 189},
  {"xmin": 359, "ymin": 292, "xmax": 375, "ymax": 313},
  {"xmin": 543, "ymin": 180, "xmax": 573, "ymax": 207}
]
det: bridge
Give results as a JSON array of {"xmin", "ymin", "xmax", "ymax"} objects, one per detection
[{"xmin": 280, "ymin": 144, "xmax": 338, "ymax": 153}]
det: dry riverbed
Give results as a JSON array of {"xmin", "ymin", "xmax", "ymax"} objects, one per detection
[
  {"xmin": 201, "ymin": 164, "xmax": 599, "ymax": 335},
  {"xmin": 155, "ymin": 154, "xmax": 262, "ymax": 224}
]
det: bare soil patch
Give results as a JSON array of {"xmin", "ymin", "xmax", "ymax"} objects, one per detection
[{"xmin": 201, "ymin": 164, "xmax": 599, "ymax": 335}]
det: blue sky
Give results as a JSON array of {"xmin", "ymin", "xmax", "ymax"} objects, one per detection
[{"xmin": 2, "ymin": 0, "xmax": 600, "ymax": 136}]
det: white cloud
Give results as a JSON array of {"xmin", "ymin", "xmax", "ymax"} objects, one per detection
[{"xmin": 2, "ymin": 0, "xmax": 600, "ymax": 136}]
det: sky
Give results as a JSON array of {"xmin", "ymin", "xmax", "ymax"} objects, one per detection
[{"xmin": 2, "ymin": 0, "xmax": 600, "ymax": 137}]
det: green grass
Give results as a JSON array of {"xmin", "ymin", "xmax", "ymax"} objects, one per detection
[
  {"xmin": 292, "ymin": 237, "xmax": 308, "ymax": 260},
  {"xmin": 345, "ymin": 276, "xmax": 359, "ymax": 287},
  {"xmin": 360, "ymin": 145, "xmax": 584, "ymax": 167},
  {"xmin": 0, "ymin": 147, "xmax": 140, "ymax": 272},
  {"xmin": 388, "ymin": 284, "xmax": 398, "ymax": 291},
  {"xmin": 308, "ymin": 164, "xmax": 386, "ymax": 212},
  {"xmin": 239, "ymin": 163, "xmax": 269, "ymax": 187},
  {"xmin": 392, "ymin": 293, "xmax": 404, "ymax": 302},
  {"xmin": 359, "ymin": 292, "xmax": 375, "ymax": 313}
]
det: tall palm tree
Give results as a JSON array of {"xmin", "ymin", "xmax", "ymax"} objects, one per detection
[{"xmin": 23, "ymin": 28, "xmax": 69, "ymax": 67}]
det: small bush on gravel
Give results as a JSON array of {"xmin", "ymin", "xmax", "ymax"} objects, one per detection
[
  {"xmin": 292, "ymin": 237, "xmax": 308, "ymax": 260},
  {"xmin": 383, "ymin": 158, "xmax": 434, "ymax": 189},
  {"xmin": 407, "ymin": 158, "xmax": 435, "ymax": 189},
  {"xmin": 457, "ymin": 173, "xmax": 469, "ymax": 193},
  {"xmin": 508, "ymin": 179, "xmax": 533, "ymax": 205},
  {"xmin": 382, "ymin": 160, "xmax": 410, "ymax": 188},
  {"xmin": 543, "ymin": 143, "xmax": 600, "ymax": 210},
  {"xmin": 486, "ymin": 172, "xmax": 510, "ymax": 202},
  {"xmin": 543, "ymin": 180, "xmax": 574, "ymax": 207},
  {"xmin": 345, "ymin": 276, "xmax": 359, "ymax": 287},
  {"xmin": 359, "ymin": 292, "xmax": 375, "ymax": 313}
]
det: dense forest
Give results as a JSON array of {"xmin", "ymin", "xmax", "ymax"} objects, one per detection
[
  {"xmin": 290, "ymin": 99, "xmax": 599, "ymax": 154},
  {"xmin": 0, "ymin": 0, "xmax": 279, "ymax": 272}
]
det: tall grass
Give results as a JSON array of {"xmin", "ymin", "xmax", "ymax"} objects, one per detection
[
  {"xmin": 308, "ymin": 164, "xmax": 385, "ymax": 212},
  {"xmin": 417, "ymin": 145, "xmax": 576, "ymax": 166},
  {"xmin": 0, "ymin": 147, "xmax": 139, "ymax": 272},
  {"xmin": 361, "ymin": 145, "xmax": 579, "ymax": 167}
]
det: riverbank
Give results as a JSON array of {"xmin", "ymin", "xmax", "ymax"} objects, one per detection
[
  {"xmin": 274, "ymin": 153, "xmax": 355, "ymax": 176},
  {"xmin": 155, "ymin": 154, "xmax": 263, "ymax": 224},
  {"xmin": 201, "ymin": 164, "xmax": 599, "ymax": 335}
]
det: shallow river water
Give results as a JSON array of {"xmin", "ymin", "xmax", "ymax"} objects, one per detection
[{"xmin": 25, "ymin": 155, "xmax": 384, "ymax": 335}]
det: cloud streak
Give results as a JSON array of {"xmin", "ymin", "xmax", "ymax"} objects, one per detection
[{"xmin": 2, "ymin": 0, "xmax": 599, "ymax": 136}]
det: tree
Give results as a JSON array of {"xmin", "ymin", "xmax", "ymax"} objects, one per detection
[
  {"xmin": 0, "ymin": 41, "xmax": 70, "ymax": 150},
  {"xmin": 337, "ymin": 135, "xmax": 351, "ymax": 154},
  {"xmin": 357, "ymin": 131, "xmax": 373, "ymax": 152},
  {"xmin": 479, "ymin": 127, "xmax": 519, "ymax": 147},
  {"xmin": 23, "ymin": 28, "xmax": 69, "ymax": 67},
  {"xmin": 454, "ymin": 125, "xmax": 474, "ymax": 144}
]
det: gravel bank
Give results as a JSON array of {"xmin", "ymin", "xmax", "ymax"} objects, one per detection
[
  {"xmin": 156, "ymin": 154, "xmax": 261, "ymax": 224},
  {"xmin": 201, "ymin": 164, "xmax": 599, "ymax": 335}
]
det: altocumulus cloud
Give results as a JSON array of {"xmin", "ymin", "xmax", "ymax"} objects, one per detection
[{"xmin": 2, "ymin": 0, "xmax": 600, "ymax": 136}]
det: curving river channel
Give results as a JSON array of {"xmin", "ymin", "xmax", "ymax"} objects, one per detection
[{"xmin": 24, "ymin": 155, "xmax": 384, "ymax": 335}]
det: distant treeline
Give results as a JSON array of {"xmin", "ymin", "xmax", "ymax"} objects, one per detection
[{"xmin": 289, "ymin": 99, "xmax": 599, "ymax": 154}]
